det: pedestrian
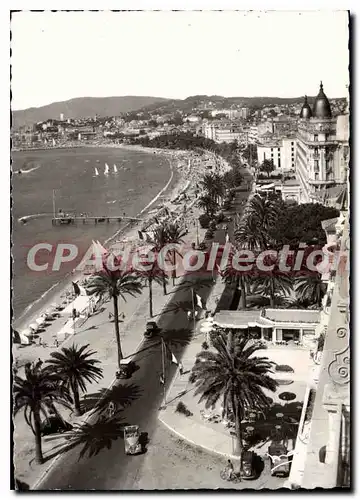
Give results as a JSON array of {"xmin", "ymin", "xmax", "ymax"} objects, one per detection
[
  {"xmin": 54, "ymin": 338, "xmax": 59, "ymax": 348},
  {"xmin": 226, "ymin": 459, "xmax": 234, "ymax": 480},
  {"xmin": 187, "ymin": 311, "xmax": 192, "ymax": 321},
  {"xmin": 108, "ymin": 401, "xmax": 116, "ymax": 418},
  {"xmin": 179, "ymin": 362, "xmax": 184, "ymax": 376}
]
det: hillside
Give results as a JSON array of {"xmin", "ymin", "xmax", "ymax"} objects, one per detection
[{"xmin": 12, "ymin": 96, "xmax": 170, "ymax": 127}]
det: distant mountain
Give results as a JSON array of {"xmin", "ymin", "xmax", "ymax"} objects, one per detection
[{"xmin": 12, "ymin": 96, "xmax": 170, "ymax": 127}]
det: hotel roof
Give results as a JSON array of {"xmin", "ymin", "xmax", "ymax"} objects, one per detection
[{"xmin": 214, "ymin": 308, "xmax": 320, "ymax": 329}]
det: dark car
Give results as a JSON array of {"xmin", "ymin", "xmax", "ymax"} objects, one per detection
[
  {"xmin": 268, "ymin": 443, "xmax": 290, "ymax": 477},
  {"xmin": 41, "ymin": 416, "xmax": 73, "ymax": 436},
  {"xmin": 144, "ymin": 321, "xmax": 160, "ymax": 339},
  {"xmin": 241, "ymin": 451, "xmax": 257, "ymax": 480}
]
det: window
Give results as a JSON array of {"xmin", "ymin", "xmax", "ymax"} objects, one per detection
[
  {"xmin": 278, "ymin": 147, "xmax": 280, "ymax": 151},
  {"xmin": 291, "ymin": 141, "xmax": 294, "ymax": 146},
  {"xmin": 314, "ymin": 134, "xmax": 318, "ymax": 141},
  {"xmin": 303, "ymin": 329, "xmax": 315, "ymax": 336},
  {"xmin": 314, "ymin": 160, "xmax": 319, "ymax": 172},
  {"xmin": 271, "ymin": 148, "xmax": 273, "ymax": 152}
]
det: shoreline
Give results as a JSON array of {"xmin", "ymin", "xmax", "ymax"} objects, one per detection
[{"xmin": 12, "ymin": 146, "xmax": 196, "ymax": 333}]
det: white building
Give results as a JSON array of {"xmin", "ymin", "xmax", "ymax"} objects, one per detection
[
  {"xmin": 296, "ymin": 83, "xmax": 349, "ymax": 203},
  {"xmin": 257, "ymin": 136, "xmax": 296, "ymax": 171},
  {"xmin": 240, "ymin": 107, "xmax": 250, "ymax": 119}
]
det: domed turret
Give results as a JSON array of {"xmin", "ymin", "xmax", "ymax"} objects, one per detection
[
  {"xmin": 299, "ymin": 95, "xmax": 312, "ymax": 119},
  {"xmin": 313, "ymin": 81, "xmax": 332, "ymax": 119}
]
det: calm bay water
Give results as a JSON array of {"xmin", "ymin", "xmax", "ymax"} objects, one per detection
[{"xmin": 11, "ymin": 147, "xmax": 174, "ymax": 322}]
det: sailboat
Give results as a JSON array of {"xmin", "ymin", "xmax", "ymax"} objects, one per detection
[
  {"xmin": 113, "ymin": 164, "xmax": 118, "ymax": 173},
  {"xmin": 104, "ymin": 163, "xmax": 109, "ymax": 175},
  {"xmin": 94, "ymin": 167, "xmax": 99, "ymax": 176}
]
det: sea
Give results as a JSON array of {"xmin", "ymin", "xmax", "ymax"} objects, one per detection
[{"xmin": 11, "ymin": 147, "xmax": 177, "ymax": 326}]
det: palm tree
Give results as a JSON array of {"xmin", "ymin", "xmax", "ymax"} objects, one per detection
[
  {"xmin": 253, "ymin": 273, "xmax": 293, "ymax": 308},
  {"xmin": 152, "ymin": 224, "xmax": 171, "ymax": 295},
  {"xmin": 164, "ymin": 222, "xmax": 187, "ymax": 285},
  {"xmin": 45, "ymin": 344, "xmax": 103, "ymax": 416},
  {"xmin": 191, "ymin": 330, "xmax": 277, "ymax": 467},
  {"xmin": 138, "ymin": 262, "xmax": 168, "ymax": 317},
  {"xmin": 245, "ymin": 193, "xmax": 279, "ymax": 236},
  {"xmin": 86, "ymin": 268, "xmax": 142, "ymax": 366},
  {"xmin": 221, "ymin": 260, "xmax": 250, "ymax": 309},
  {"xmin": 13, "ymin": 360, "xmax": 72, "ymax": 464},
  {"xmin": 295, "ymin": 273, "xmax": 326, "ymax": 308},
  {"xmin": 235, "ymin": 215, "xmax": 267, "ymax": 251},
  {"xmin": 198, "ymin": 194, "xmax": 217, "ymax": 217}
]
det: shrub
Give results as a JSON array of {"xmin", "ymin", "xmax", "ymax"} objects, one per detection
[
  {"xmin": 210, "ymin": 220, "xmax": 217, "ymax": 230},
  {"xmin": 201, "ymin": 341, "xmax": 209, "ymax": 350},
  {"xmin": 275, "ymin": 364, "xmax": 294, "ymax": 373},
  {"xmin": 175, "ymin": 401, "xmax": 193, "ymax": 417},
  {"xmin": 199, "ymin": 214, "xmax": 211, "ymax": 229},
  {"xmin": 275, "ymin": 379, "xmax": 294, "ymax": 385}
]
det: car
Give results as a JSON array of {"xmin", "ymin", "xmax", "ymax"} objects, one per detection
[
  {"xmin": 144, "ymin": 321, "xmax": 160, "ymax": 339},
  {"xmin": 41, "ymin": 416, "xmax": 73, "ymax": 436},
  {"xmin": 116, "ymin": 358, "xmax": 135, "ymax": 379},
  {"xmin": 267, "ymin": 443, "xmax": 291, "ymax": 477},
  {"xmin": 241, "ymin": 451, "xmax": 257, "ymax": 480}
]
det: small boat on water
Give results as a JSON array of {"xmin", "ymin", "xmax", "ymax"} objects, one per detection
[
  {"xmin": 113, "ymin": 164, "xmax": 118, "ymax": 173},
  {"xmin": 104, "ymin": 163, "xmax": 110, "ymax": 175},
  {"xmin": 94, "ymin": 167, "xmax": 99, "ymax": 176}
]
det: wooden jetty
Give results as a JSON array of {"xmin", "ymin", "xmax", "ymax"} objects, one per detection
[{"xmin": 52, "ymin": 215, "xmax": 143, "ymax": 226}]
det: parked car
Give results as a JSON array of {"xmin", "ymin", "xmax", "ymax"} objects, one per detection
[
  {"xmin": 41, "ymin": 416, "xmax": 72, "ymax": 436},
  {"xmin": 116, "ymin": 358, "xmax": 135, "ymax": 379},
  {"xmin": 144, "ymin": 321, "xmax": 160, "ymax": 339},
  {"xmin": 241, "ymin": 451, "xmax": 257, "ymax": 480},
  {"xmin": 267, "ymin": 443, "xmax": 291, "ymax": 477}
]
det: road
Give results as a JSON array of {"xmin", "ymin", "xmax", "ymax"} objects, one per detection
[{"xmin": 37, "ymin": 171, "xmax": 253, "ymax": 491}]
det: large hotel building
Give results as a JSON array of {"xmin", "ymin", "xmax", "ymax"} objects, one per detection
[{"xmin": 296, "ymin": 83, "xmax": 349, "ymax": 204}]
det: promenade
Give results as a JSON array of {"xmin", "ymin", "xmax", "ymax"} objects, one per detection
[{"xmin": 13, "ymin": 151, "xmax": 210, "ymax": 488}]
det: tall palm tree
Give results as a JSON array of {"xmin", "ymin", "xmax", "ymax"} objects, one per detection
[
  {"xmin": 198, "ymin": 194, "xmax": 217, "ymax": 217},
  {"xmin": 45, "ymin": 344, "xmax": 103, "ymax": 416},
  {"xmin": 86, "ymin": 268, "xmax": 143, "ymax": 366},
  {"xmin": 191, "ymin": 330, "xmax": 277, "ymax": 468},
  {"xmin": 13, "ymin": 360, "xmax": 72, "ymax": 464},
  {"xmin": 253, "ymin": 273, "xmax": 293, "ymax": 308},
  {"xmin": 165, "ymin": 222, "xmax": 187, "ymax": 284},
  {"xmin": 295, "ymin": 273, "xmax": 326, "ymax": 308},
  {"xmin": 152, "ymin": 224, "xmax": 171, "ymax": 295},
  {"xmin": 221, "ymin": 260, "xmax": 250, "ymax": 309},
  {"xmin": 245, "ymin": 193, "xmax": 279, "ymax": 236},
  {"xmin": 235, "ymin": 214, "xmax": 267, "ymax": 251},
  {"xmin": 137, "ymin": 262, "xmax": 168, "ymax": 317}
]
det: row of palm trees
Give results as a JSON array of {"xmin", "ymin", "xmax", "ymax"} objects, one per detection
[
  {"xmin": 14, "ymin": 220, "xmax": 188, "ymax": 465},
  {"xmin": 228, "ymin": 192, "xmax": 326, "ymax": 309},
  {"xmin": 197, "ymin": 170, "xmax": 243, "ymax": 217},
  {"xmin": 86, "ymin": 220, "xmax": 187, "ymax": 367},
  {"xmin": 14, "ymin": 344, "xmax": 103, "ymax": 464}
]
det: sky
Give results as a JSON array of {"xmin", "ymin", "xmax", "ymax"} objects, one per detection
[{"xmin": 11, "ymin": 10, "xmax": 349, "ymax": 110}]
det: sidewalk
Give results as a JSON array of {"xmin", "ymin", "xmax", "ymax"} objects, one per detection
[{"xmin": 158, "ymin": 275, "xmax": 243, "ymax": 459}]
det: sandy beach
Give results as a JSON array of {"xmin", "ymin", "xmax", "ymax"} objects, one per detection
[{"xmin": 12, "ymin": 145, "xmax": 222, "ymax": 358}]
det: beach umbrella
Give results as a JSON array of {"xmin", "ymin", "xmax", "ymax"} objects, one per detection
[
  {"xmin": 29, "ymin": 323, "xmax": 39, "ymax": 332},
  {"xmin": 35, "ymin": 316, "xmax": 46, "ymax": 326}
]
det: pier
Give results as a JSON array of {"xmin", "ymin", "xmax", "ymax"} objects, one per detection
[{"xmin": 51, "ymin": 215, "xmax": 143, "ymax": 226}]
